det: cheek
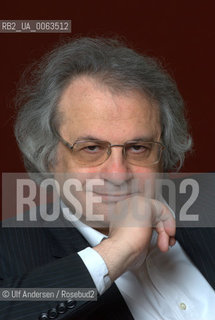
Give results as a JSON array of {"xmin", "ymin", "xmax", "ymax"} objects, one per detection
[
  {"xmin": 131, "ymin": 165, "xmax": 162, "ymax": 196},
  {"xmin": 130, "ymin": 165, "xmax": 161, "ymax": 174}
]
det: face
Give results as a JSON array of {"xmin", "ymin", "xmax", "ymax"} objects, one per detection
[{"xmin": 53, "ymin": 76, "xmax": 162, "ymax": 227}]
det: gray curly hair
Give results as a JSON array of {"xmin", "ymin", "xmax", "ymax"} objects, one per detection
[{"xmin": 14, "ymin": 37, "xmax": 192, "ymax": 181}]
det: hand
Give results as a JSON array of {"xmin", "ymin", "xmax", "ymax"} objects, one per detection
[{"xmin": 94, "ymin": 196, "xmax": 175, "ymax": 281}]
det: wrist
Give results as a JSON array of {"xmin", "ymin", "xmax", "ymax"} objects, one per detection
[{"xmin": 93, "ymin": 238, "xmax": 137, "ymax": 281}]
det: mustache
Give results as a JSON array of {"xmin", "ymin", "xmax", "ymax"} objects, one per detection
[
  {"xmin": 84, "ymin": 181, "xmax": 143, "ymax": 194},
  {"xmin": 59, "ymin": 174, "xmax": 157, "ymax": 194}
]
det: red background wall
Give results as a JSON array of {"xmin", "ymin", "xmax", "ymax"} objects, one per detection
[{"xmin": 1, "ymin": 1, "xmax": 215, "ymax": 174}]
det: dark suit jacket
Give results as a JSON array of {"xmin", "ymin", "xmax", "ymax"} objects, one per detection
[{"xmin": 0, "ymin": 210, "xmax": 215, "ymax": 320}]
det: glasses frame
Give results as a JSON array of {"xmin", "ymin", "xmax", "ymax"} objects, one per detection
[{"xmin": 55, "ymin": 131, "xmax": 165, "ymax": 167}]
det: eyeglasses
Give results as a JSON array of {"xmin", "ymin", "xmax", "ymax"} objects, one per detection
[{"xmin": 56, "ymin": 133, "xmax": 165, "ymax": 167}]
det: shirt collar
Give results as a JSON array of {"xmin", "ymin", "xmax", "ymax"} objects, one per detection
[{"xmin": 61, "ymin": 201, "xmax": 107, "ymax": 247}]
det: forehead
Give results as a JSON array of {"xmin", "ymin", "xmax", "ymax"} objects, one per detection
[{"xmin": 58, "ymin": 76, "xmax": 161, "ymax": 141}]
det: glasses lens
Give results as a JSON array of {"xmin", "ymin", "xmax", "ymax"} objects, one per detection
[
  {"xmin": 125, "ymin": 142, "xmax": 162, "ymax": 166},
  {"xmin": 72, "ymin": 141, "xmax": 109, "ymax": 166}
]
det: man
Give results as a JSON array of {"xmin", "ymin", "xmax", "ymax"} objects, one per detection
[{"xmin": 1, "ymin": 37, "xmax": 215, "ymax": 320}]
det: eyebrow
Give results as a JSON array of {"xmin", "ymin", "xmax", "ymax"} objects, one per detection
[
  {"xmin": 75, "ymin": 135, "xmax": 101, "ymax": 141},
  {"xmin": 74, "ymin": 135, "xmax": 157, "ymax": 143}
]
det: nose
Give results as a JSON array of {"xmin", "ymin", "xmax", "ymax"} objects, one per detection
[{"xmin": 99, "ymin": 147, "xmax": 133, "ymax": 185}]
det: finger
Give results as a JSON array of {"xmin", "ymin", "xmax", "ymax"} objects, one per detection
[
  {"xmin": 156, "ymin": 221, "xmax": 170, "ymax": 252},
  {"xmin": 162, "ymin": 216, "xmax": 176, "ymax": 237},
  {"xmin": 151, "ymin": 200, "xmax": 175, "ymax": 232},
  {"xmin": 169, "ymin": 236, "xmax": 176, "ymax": 247}
]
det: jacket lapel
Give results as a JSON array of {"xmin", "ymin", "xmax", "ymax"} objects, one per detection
[
  {"xmin": 48, "ymin": 225, "xmax": 90, "ymax": 257},
  {"xmin": 46, "ymin": 215, "xmax": 134, "ymax": 319},
  {"xmin": 176, "ymin": 227, "xmax": 215, "ymax": 289}
]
